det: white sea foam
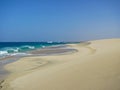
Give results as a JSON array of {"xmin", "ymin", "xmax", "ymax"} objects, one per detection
[
  {"xmin": 0, "ymin": 51, "xmax": 8, "ymax": 55},
  {"xmin": 2, "ymin": 47, "xmax": 20, "ymax": 53},
  {"xmin": 0, "ymin": 49, "xmax": 30, "ymax": 59},
  {"xmin": 42, "ymin": 46, "xmax": 45, "ymax": 48},
  {"xmin": 10, "ymin": 53, "xmax": 31, "ymax": 56},
  {"xmin": 8, "ymin": 48, "xmax": 19, "ymax": 53},
  {"xmin": 21, "ymin": 45, "xmax": 35, "ymax": 49},
  {"xmin": 0, "ymin": 51, "xmax": 10, "ymax": 59},
  {"xmin": 28, "ymin": 46, "xmax": 35, "ymax": 49}
]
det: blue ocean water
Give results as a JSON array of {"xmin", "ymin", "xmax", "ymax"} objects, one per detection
[{"xmin": 0, "ymin": 42, "xmax": 66, "ymax": 58}]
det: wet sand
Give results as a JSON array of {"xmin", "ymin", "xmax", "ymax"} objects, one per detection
[{"xmin": 28, "ymin": 45, "xmax": 77, "ymax": 55}]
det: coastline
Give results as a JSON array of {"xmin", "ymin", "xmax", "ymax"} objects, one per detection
[
  {"xmin": 0, "ymin": 44, "xmax": 77, "ymax": 89},
  {"xmin": 1, "ymin": 38, "xmax": 120, "ymax": 90}
]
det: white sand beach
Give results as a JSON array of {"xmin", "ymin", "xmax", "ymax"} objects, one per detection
[{"xmin": 1, "ymin": 38, "xmax": 120, "ymax": 90}]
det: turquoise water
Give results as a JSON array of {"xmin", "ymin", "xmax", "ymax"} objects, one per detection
[{"xmin": 0, "ymin": 42, "xmax": 66, "ymax": 58}]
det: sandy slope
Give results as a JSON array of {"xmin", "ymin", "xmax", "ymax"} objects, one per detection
[{"xmin": 2, "ymin": 39, "xmax": 120, "ymax": 90}]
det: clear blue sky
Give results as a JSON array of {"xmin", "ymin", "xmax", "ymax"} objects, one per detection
[{"xmin": 0, "ymin": 0, "xmax": 120, "ymax": 42}]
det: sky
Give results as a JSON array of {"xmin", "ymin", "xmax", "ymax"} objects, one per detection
[{"xmin": 0, "ymin": 0, "xmax": 120, "ymax": 42}]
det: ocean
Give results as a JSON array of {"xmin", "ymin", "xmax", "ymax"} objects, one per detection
[{"xmin": 0, "ymin": 42, "xmax": 66, "ymax": 59}]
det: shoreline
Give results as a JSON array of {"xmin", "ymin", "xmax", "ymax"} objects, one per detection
[
  {"xmin": 0, "ymin": 44, "xmax": 77, "ymax": 89},
  {"xmin": 1, "ymin": 38, "xmax": 120, "ymax": 90}
]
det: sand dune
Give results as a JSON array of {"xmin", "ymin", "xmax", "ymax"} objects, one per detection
[{"xmin": 1, "ymin": 39, "xmax": 120, "ymax": 90}]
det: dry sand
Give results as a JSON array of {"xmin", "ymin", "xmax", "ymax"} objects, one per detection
[{"xmin": 1, "ymin": 39, "xmax": 120, "ymax": 90}]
